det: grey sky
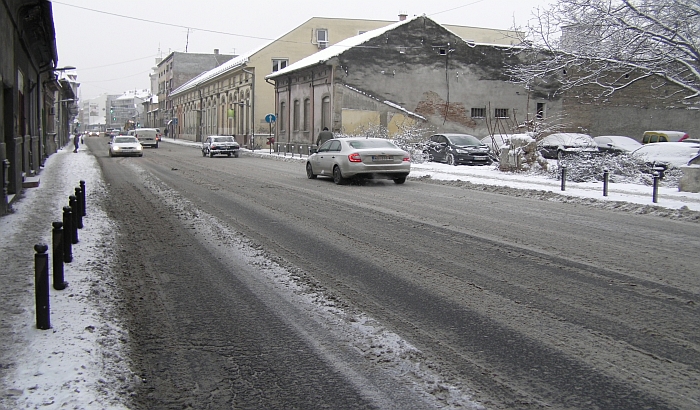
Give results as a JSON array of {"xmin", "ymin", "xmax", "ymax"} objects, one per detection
[{"xmin": 51, "ymin": 0, "xmax": 549, "ymax": 99}]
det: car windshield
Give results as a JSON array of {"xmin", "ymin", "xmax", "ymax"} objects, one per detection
[
  {"xmin": 115, "ymin": 137, "xmax": 137, "ymax": 143},
  {"xmin": 448, "ymin": 135, "xmax": 481, "ymax": 146},
  {"xmin": 213, "ymin": 137, "xmax": 234, "ymax": 143},
  {"xmin": 348, "ymin": 139, "xmax": 397, "ymax": 149}
]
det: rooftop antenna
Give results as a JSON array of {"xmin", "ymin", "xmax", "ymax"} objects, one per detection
[{"xmin": 185, "ymin": 28, "xmax": 190, "ymax": 53}]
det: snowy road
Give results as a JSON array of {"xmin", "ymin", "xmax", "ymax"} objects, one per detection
[{"xmin": 4, "ymin": 136, "xmax": 697, "ymax": 409}]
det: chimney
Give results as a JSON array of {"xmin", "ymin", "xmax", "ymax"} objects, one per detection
[
  {"xmin": 214, "ymin": 49, "xmax": 219, "ymax": 55},
  {"xmin": 399, "ymin": 13, "xmax": 407, "ymax": 21}
]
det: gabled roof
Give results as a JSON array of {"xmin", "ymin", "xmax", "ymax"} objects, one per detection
[{"xmin": 266, "ymin": 16, "xmax": 417, "ymax": 80}]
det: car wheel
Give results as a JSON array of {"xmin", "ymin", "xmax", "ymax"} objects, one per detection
[
  {"xmin": 154, "ymin": 142, "xmax": 159, "ymax": 148},
  {"xmin": 209, "ymin": 150, "xmax": 214, "ymax": 158},
  {"xmin": 557, "ymin": 150, "xmax": 564, "ymax": 160},
  {"xmin": 227, "ymin": 153, "xmax": 231, "ymax": 157},
  {"xmin": 332, "ymin": 166, "xmax": 347, "ymax": 185},
  {"xmin": 447, "ymin": 154, "xmax": 457, "ymax": 166},
  {"xmin": 234, "ymin": 151, "xmax": 240, "ymax": 158},
  {"xmin": 139, "ymin": 154, "xmax": 143, "ymax": 157},
  {"xmin": 306, "ymin": 162, "xmax": 317, "ymax": 179},
  {"xmin": 202, "ymin": 149, "xmax": 206, "ymax": 157},
  {"xmin": 393, "ymin": 176, "xmax": 406, "ymax": 184},
  {"xmin": 109, "ymin": 151, "xmax": 113, "ymax": 157}
]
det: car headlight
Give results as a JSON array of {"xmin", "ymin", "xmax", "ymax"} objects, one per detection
[
  {"xmin": 113, "ymin": 146, "xmax": 121, "ymax": 151},
  {"xmin": 455, "ymin": 148, "xmax": 468, "ymax": 154}
]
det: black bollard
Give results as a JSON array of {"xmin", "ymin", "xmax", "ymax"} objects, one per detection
[
  {"xmin": 52, "ymin": 222, "xmax": 67, "ymax": 290},
  {"xmin": 34, "ymin": 244, "xmax": 51, "ymax": 330},
  {"xmin": 69, "ymin": 195, "xmax": 79, "ymax": 244},
  {"xmin": 62, "ymin": 206, "xmax": 73, "ymax": 263},
  {"xmin": 652, "ymin": 171, "xmax": 660, "ymax": 203},
  {"xmin": 75, "ymin": 187, "xmax": 83, "ymax": 229},
  {"xmin": 79, "ymin": 180, "xmax": 86, "ymax": 216},
  {"xmin": 603, "ymin": 169, "xmax": 609, "ymax": 197},
  {"xmin": 560, "ymin": 165, "xmax": 567, "ymax": 191}
]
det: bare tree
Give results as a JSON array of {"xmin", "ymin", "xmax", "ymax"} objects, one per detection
[{"xmin": 509, "ymin": 0, "xmax": 700, "ymax": 101}]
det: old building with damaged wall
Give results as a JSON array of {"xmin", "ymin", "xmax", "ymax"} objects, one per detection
[
  {"xmin": 268, "ymin": 15, "xmax": 698, "ymax": 144},
  {"xmin": 267, "ymin": 15, "xmax": 558, "ymax": 143}
]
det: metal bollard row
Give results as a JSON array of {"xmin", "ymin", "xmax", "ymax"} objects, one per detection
[{"xmin": 34, "ymin": 181, "xmax": 86, "ymax": 329}]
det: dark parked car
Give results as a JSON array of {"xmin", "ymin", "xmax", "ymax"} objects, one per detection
[
  {"xmin": 424, "ymin": 133, "xmax": 492, "ymax": 165},
  {"xmin": 202, "ymin": 135, "xmax": 240, "ymax": 157},
  {"xmin": 538, "ymin": 133, "xmax": 599, "ymax": 159},
  {"xmin": 593, "ymin": 136, "xmax": 642, "ymax": 154}
]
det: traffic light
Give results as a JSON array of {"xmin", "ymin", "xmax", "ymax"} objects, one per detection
[{"xmin": 112, "ymin": 117, "xmax": 116, "ymax": 121}]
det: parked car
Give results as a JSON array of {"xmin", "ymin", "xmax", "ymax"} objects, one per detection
[
  {"xmin": 631, "ymin": 141, "xmax": 700, "ymax": 168},
  {"xmin": 424, "ymin": 133, "xmax": 492, "ymax": 165},
  {"xmin": 538, "ymin": 133, "xmax": 599, "ymax": 159},
  {"xmin": 642, "ymin": 130, "xmax": 690, "ymax": 144},
  {"xmin": 202, "ymin": 135, "xmax": 240, "ymax": 157},
  {"xmin": 108, "ymin": 136, "xmax": 143, "ymax": 157},
  {"xmin": 593, "ymin": 136, "xmax": 642, "ymax": 154},
  {"xmin": 306, "ymin": 137, "xmax": 410, "ymax": 184}
]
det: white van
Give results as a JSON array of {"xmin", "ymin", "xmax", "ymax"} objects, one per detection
[{"xmin": 132, "ymin": 128, "xmax": 159, "ymax": 148}]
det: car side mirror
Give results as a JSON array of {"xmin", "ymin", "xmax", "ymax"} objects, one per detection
[
  {"xmin": 108, "ymin": 141, "xmax": 112, "ymax": 144},
  {"xmin": 310, "ymin": 147, "xmax": 318, "ymax": 154}
]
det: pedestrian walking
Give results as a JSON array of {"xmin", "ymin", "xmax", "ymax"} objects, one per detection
[
  {"xmin": 315, "ymin": 127, "xmax": 333, "ymax": 146},
  {"xmin": 73, "ymin": 134, "xmax": 80, "ymax": 153},
  {"xmin": 164, "ymin": 128, "xmax": 169, "ymax": 139}
]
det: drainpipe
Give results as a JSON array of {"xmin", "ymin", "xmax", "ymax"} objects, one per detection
[{"xmin": 242, "ymin": 68, "xmax": 254, "ymax": 146}]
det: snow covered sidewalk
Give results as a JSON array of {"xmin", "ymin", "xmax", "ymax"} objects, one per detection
[{"xmin": 0, "ymin": 142, "xmax": 130, "ymax": 409}]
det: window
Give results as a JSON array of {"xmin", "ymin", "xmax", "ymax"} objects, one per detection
[
  {"xmin": 317, "ymin": 29, "xmax": 328, "ymax": 48},
  {"xmin": 279, "ymin": 102, "xmax": 286, "ymax": 132},
  {"xmin": 293, "ymin": 100, "xmax": 300, "ymax": 131},
  {"xmin": 494, "ymin": 108, "xmax": 509, "ymax": 118},
  {"xmin": 303, "ymin": 99, "xmax": 310, "ymax": 131},
  {"xmin": 321, "ymin": 96, "xmax": 331, "ymax": 130},
  {"xmin": 272, "ymin": 59, "xmax": 288, "ymax": 72},
  {"xmin": 470, "ymin": 108, "xmax": 486, "ymax": 118},
  {"xmin": 536, "ymin": 103, "xmax": 545, "ymax": 119}
]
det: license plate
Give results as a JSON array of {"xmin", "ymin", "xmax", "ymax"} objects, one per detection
[{"xmin": 372, "ymin": 155, "xmax": 392, "ymax": 162}]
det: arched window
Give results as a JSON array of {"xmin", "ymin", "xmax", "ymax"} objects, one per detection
[
  {"xmin": 293, "ymin": 100, "xmax": 300, "ymax": 131},
  {"xmin": 321, "ymin": 96, "xmax": 331, "ymax": 130},
  {"xmin": 303, "ymin": 99, "xmax": 310, "ymax": 131},
  {"xmin": 279, "ymin": 102, "xmax": 286, "ymax": 132}
]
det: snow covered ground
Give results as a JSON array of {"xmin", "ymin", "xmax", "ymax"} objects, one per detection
[{"xmin": 1, "ymin": 137, "xmax": 699, "ymax": 409}]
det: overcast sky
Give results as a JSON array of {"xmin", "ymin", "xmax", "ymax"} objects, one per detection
[{"xmin": 51, "ymin": 0, "xmax": 550, "ymax": 99}]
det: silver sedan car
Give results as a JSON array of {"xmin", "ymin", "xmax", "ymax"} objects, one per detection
[{"xmin": 306, "ymin": 138, "xmax": 410, "ymax": 184}]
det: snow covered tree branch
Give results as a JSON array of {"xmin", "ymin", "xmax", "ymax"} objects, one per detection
[{"xmin": 509, "ymin": 0, "xmax": 700, "ymax": 101}]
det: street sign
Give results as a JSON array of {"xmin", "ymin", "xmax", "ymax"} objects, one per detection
[{"xmin": 265, "ymin": 113, "xmax": 276, "ymax": 123}]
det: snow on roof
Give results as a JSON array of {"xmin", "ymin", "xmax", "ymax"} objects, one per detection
[
  {"xmin": 171, "ymin": 53, "xmax": 252, "ymax": 95},
  {"xmin": 343, "ymin": 84, "xmax": 426, "ymax": 120},
  {"xmin": 267, "ymin": 16, "xmax": 418, "ymax": 79}
]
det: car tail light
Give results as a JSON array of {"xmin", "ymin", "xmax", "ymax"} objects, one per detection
[
  {"xmin": 680, "ymin": 134, "xmax": 689, "ymax": 142},
  {"xmin": 348, "ymin": 153, "xmax": 362, "ymax": 162},
  {"xmin": 402, "ymin": 155, "xmax": 410, "ymax": 162}
]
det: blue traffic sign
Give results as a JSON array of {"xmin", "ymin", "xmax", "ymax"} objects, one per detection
[{"xmin": 265, "ymin": 113, "xmax": 276, "ymax": 123}]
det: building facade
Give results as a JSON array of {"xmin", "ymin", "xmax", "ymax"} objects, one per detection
[
  {"xmin": 156, "ymin": 50, "xmax": 235, "ymax": 136},
  {"xmin": 267, "ymin": 16, "xmax": 551, "ymax": 144},
  {"xmin": 170, "ymin": 16, "xmax": 522, "ymax": 147},
  {"xmin": 267, "ymin": 16, "xmax": 698, "ymax": 145},
  {"xmin": 1, "ymin": 0, "xmax": 75, "ymax": 215}
]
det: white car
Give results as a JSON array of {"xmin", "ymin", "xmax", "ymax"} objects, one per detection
[
  {"xmin": 631, "ymin": 142, "xmax": 700, "ymax": 168},
  {"xmin": 538, "ymin": 133, "xmax": 599, "ymax": 159},
  {"xmin": 306, "ymin": 138, "xmax": 410, "ymax": 184},
  {"xmin": 594, "ymin": 136, "xmax": 642, "ymax": 154},
  {"xmin": 109, "ymin": 136, "xmax": 143, "ymax": 157}
]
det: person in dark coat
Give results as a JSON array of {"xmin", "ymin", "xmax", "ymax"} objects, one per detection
[
  {"xmin": 73, "ymin": 134, "xmax": 80, "ymax": 153},
  {"xmin": 315, "ymin": 127, "xmax": 333, "ymax": 146}
]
